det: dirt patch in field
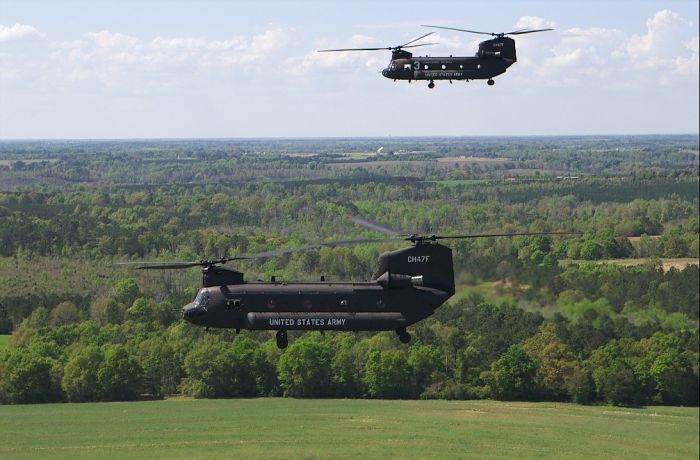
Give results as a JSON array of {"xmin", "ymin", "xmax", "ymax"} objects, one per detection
[
  {"xmin": 602, "ymin": 258, "xmax": 699, "ymax": 271},
  {"xmin": 436, "ymin": 156, "xmax": 510, "ymax": 164}
]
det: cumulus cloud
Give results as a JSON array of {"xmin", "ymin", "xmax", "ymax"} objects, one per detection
[
  {"xmin": 624, "ymin": 10, "xmax": 691, "ymax": 57},
  {"xmin": 86, "ymin": 30, "xmax": 141, "ymax": 49},
  {"xmin": 517, "ymin": 10, "xmax": 698, "ymax": 87},
  {"xmin": 289, "ymin": 34, "xmax": 385, "ymax": 76},
  {"xmin": 514, "ymin": 16, "xmax": 557, "ymax": 31},
  {"xmin": 617, "ymin": 9, "xmax": 698, "ymax": 82},
  {"xmin": 41, "ymin": 28, "xmax": 290, "ymax": 90},
  {"xmin": 0, "ymin": 23, "xmax": 44, "ymax": 42}
]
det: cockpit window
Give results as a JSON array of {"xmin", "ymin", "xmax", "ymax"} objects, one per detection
[{"xmin": 194, "ymin": 289, "xmax": 209, "ymax": 308}]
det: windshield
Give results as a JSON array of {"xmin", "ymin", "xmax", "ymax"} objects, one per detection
[{"xmin": 194, "ymin": 289, "xmax": 209, "ymax": 308}]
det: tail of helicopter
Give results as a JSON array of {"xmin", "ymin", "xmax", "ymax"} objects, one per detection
[
  {"xmin": 373, "ymin": 242, "xmax": 455, "ymax": 294},
  {"xmin": 478, "ymin": 36, "xmax": 517, "ymax": 62}
]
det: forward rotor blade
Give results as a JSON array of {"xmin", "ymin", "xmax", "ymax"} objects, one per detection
[
  {"xmin": 401, "ymin": 42, "xmax": 439, "ymax": 49},
  {"xmin": 401, "ymin": 32, "xmax": 434, "ymax": 47},
  {"xmin": 321, "ymin": 237, "xmax": 393, "ymax": 246},
  {"xmin": 421, "ymin": 25, "xmax": 495, "ymax": 36},
  {"xmin": 317, "ymin": 47, "xmax": 389, "ymax": 52},
  {"xmin": 126, "ymin": 261, "xmax": 204, "ymax": 270},
  {"xmin": 317, "ymin": 32, "xmax": 436, "ymax": 53}
]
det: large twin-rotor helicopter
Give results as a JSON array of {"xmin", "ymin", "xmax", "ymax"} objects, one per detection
[
  {"xmin": 130, "ymin": 227, "xmax": 576, "ymax": 349},
  {"xmin": 318, "ymin": 25, "xmax": 553, "ymax": 88}
]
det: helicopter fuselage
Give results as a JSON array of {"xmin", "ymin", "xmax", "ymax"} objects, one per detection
[
  {"xmin": 181, "ymin": 241, "xmax": 456, "ymax": 347},
  {"xmin": 382, "ymin": 54, "xmax": 513, "ymax": 82},
  {"xmin": 380, "ymin": 36, "xmax": 517, "ymax": 85},
  {"xmin": 183, "ymin": 280, "xmax": 452, "ymax": 332}
]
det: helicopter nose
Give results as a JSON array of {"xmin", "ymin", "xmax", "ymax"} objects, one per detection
[{"xmin": 181, "ymin": 303, "xmax": 206, "ymax": 322}]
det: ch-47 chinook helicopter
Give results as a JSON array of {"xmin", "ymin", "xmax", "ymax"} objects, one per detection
[
  {"xmin": 317, "ymin": 26, "xmax": 552, "ymax": 88},
  {"xmin": 130, "ymin": 229, "xmax": 575, "ymax": 349}
]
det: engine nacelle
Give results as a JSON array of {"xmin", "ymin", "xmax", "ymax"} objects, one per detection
[{"xmin": 376, "ymin": 272, "xmax": 423, "ymax": 288}]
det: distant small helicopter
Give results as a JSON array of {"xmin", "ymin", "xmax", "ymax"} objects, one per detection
[
  {"xmin": 129, "ymin": 230, "xmax": 575, "ymax": 349},
  {"xmin": 318, "ymin": 26, "xmax": 552, "ymax": 88}
]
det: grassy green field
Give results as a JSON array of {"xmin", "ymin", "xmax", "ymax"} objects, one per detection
[
  {"xmin": 0, "ymin": 334, "xmax": 9, "ymax": 349},
  {"xmin": 0, "ymin": 399, "xmax": 696, "ymax": 459}
]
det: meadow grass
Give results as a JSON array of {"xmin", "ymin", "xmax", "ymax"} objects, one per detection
[
  {"xmin": 0, "ymin": 398, "xmax": 697, "ymax": 459},
  {"xmin": 0, "ymin": 335, "xmax": 9, "ymax": 349}
]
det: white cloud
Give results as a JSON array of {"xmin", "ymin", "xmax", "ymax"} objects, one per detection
[
  {"xmin": 624, "ymin": 10, "xmax": 691, "ymax": 57},
  {"xmin": 86, "ymin": 30, "xmax": 141, "ymax": 49},
  {"xmin": 514, "ymin": 16, "xmax": 556, "ymax": 31},
  {"xmin": 619, "ymin": 10, "xmax": 698, "ymax": 79},
  {"xmin": 290, "ymin": 34, "xmax": 386, "ymax": 76},
  {"xmin": 0, "ymin": 23, "xmax": 44, "ymax": 42},
  {"xmin": 1, "ymin": 9, "xmax": 697, "ymax": 138},
  {"xmin": 687, "ymin": 36, "xmax": 699, "ymax": 53},
  {"xmin": 515, "ymin": 10, "xmax": 698, "ymax": 88},
  {"xmin": 38, "ymin": 28, "xmax": 291, "ymax": 91}
]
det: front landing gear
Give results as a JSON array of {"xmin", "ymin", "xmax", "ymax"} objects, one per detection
[
  {"xmin": 396, "ymin": 328, "xmax": 412, "ymax": 344},
  {"xmin": 487, "ymin": 79, "xmax": 495, "ymax": 86},
  {"xmin": 276, "ymin": 330, "xmax": 288, "ymax": 349},
  {"xmin": 428, "ymin": 80, "xmax": 435, "ymax": 89}
]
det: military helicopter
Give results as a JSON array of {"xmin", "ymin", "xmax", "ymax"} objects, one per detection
[
  {"xmin": 317, "ymin": 26, "xmax": 552, "ymax": 88},
  {"xmin": 130, "ymin": 229, "xmax": 575, "ymax": 349}
]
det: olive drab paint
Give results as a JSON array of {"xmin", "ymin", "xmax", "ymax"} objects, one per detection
[
  {"xmin": 180, "ymin": 241, "xmax": 455, "ymax": 348},
  {"xmin": 318, "ymin": 27, "xmax": 552, "ymax": 88}
]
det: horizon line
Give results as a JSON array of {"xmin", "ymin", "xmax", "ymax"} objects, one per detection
[{"xmin": 1, "ymin": 133, "xmax": 698, "ymax": 142}]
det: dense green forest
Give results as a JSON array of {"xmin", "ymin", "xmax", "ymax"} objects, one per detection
[{"xmin": 0, "ymin": 136, "xmax": 698, "ymax": 406}]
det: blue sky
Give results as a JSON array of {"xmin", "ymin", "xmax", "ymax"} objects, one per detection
[{"xmin": 1, "ymin": 0, "xmax": 698, "ymax": 138}]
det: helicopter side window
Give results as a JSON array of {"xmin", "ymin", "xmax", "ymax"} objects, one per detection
[
  {"xmin": 404, "ymin": 63, "xmax": 411, "ymax": 70},
  {"xmin": 194, "ymin": 289, "xmax": 209, "ymax": 308}
]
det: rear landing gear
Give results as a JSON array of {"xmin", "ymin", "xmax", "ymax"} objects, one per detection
[
  {"xmin": 487, "ymin": 79, "xmax": 495, "ymax": 86},
  {"xmin": 428, "ymin": 80, "xmax": 435, "ymax": 89},
  {"xmin": 396, "ymin": 328, "xmax": 412, "ymax": 344},
  {"xmin": 276, "ymin": 330, "xmax": 288, "ymax": 349}
]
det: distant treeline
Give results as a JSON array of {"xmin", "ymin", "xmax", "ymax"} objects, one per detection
[
  {"xmin": 1, "ymin": 283, "xmax": 697, "ymax": 406},
  {"xmin": 0, "ymin": 136, "xmax": 697, "ymax": 188}
]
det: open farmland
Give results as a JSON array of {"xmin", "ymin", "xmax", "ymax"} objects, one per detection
[{"xmin": 0, "ymin": 399, "xmax": 697, "ymax": 460}]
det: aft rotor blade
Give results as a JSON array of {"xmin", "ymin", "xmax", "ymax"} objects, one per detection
[
  {"xmin": 401, "ymin": 32, "xmax": 434, "ymax": 47},
  {"xmin": 233, "ymin": 237, "xmax": 391, "ymax": 260},
  {"xmin": 435, "ymin": 231, "xmax": 579, "ymax": 240},
  {"xmin": 233, "ymin": 245, "xmax": 322, "ymax": 259},
  {"xmin": 422, "ymin": 25, "xmax": 553, "ymax": 36},
  {"xmin": 421, "ymin": 25, "xmax": 496, "ymax": 36},
  {"xmin": 506, "ymin": 28, "xmax": 554, "ymax": 35},
  {"xmin": 349, "ymin": 216, "xmax": 402, "ymax": 236}
]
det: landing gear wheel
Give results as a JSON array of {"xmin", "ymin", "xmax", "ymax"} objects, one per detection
[
  {"xmin": 396, "ymin": 328, "xmax": 412, "ymax": 344},
  {"xmin": 428, "ymin": 80, "xmax": 435, "ymax": 89},
  {"xmin": 487, "ymin": 79, "xmax": 495, "ymax": 86},
  {"xmin": 276, "ymin": 330, "xmax": 288, "ymax": 349}
]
